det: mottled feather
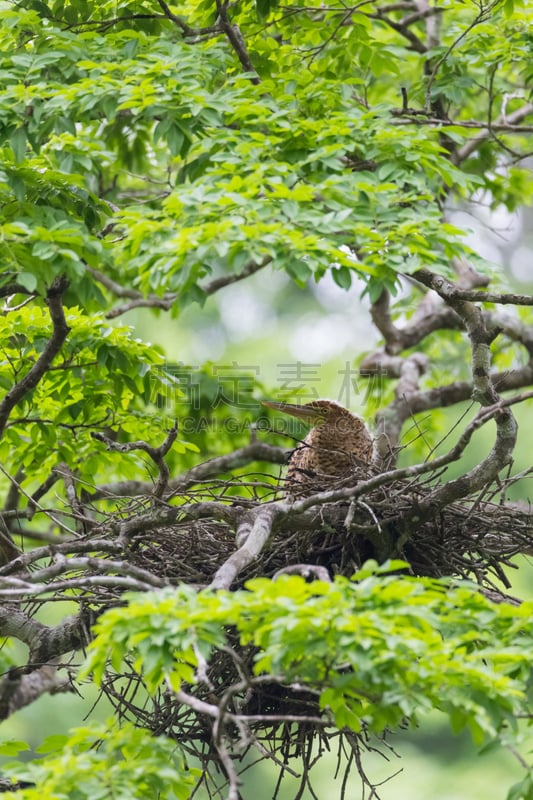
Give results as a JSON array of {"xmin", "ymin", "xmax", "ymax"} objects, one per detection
[{"xmin": 263, "ymin": 400, "xmax": 373, "ymax": 498}]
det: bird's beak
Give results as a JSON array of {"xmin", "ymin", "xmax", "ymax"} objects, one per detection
[{"xmin": 261, "ymin": 400, "xmax": 322, "ymax": 422}]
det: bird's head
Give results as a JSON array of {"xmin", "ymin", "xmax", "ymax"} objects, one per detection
[{"xmin": 262, "ymin": 399, "xmax": 359, "ymax": 430}]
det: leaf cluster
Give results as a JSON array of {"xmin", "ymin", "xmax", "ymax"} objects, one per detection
[
  {"xmin": 83, "ymin": 566, "xmax": 533, "ymax": 747},
  {"xmin": 1, "ymin": 721, "xmax": 199, "ymax": 800},
  {"xmin": 0, "ymin": 307, "xmax": 196, "ymax": 492},
  {"xmin": 2, "ymin": 0, "xmax": 531, "ymax": 310}
]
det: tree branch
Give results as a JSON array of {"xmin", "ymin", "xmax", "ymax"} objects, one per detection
[
  {"xmin": 367, "ymin": 8, "xmax": 427, "ymax": 53},
  {"xmin": 0, "ymin": 663, "xmax": 72, "ymax": 721},
  {"xmin": 86, "ymin": 267, "xmax": 140, "ymax": 299},
  {"xmin": 364, "ymin": 274, "xmax": 533, "ymax": 458},
  {"xmin": 0, "ymin": 277, "xmax": 70, "ymax": 439},
  {"xmin": 0, "ymin": 283, "xmax": 36, "ymax": 299},
  {"xmin": 215, "ymin": 0, "xmax": 260, "ymax": 83},
  {"xmin": 92, "ymin": 424, "xmax": 178, "ymax": 498},
  {"xmin": 369, "ymin": 287, "xmax": 463, "ymax": 355},
  {"xmin": 202, "ymin": 256, "xmax": 272, "ymax": 295},
  {"xmin": 210, "ymin": 504, "xmax": 283, "ymax": 589},
  {"xmin": 430, "ymin": 287, "xmax": 533, "ymax": 307},
  {"xmin": 150, "ymin": 0, "xmax": 236, "ymax": 40},
  {"xmin": 411, "ymin": 269, "xmax": 518, "ymax": 506},
  {"xmin": 453, "ymin": 103, "xmax": 533, "ymax": 164},
  {"xmin": 92, "ymin": 257, "xmax": 272, "ymax": 319},
  {"xmin": 0, "ymin": 539, "xmax": 122, "ymax": 576},
  {"xmin": 85, "ymin": 441, "xmax": 288, "ymax": 502},
  {"xmin": 0, "ymin": 605, "xmax": 93, "ymax": 664}
]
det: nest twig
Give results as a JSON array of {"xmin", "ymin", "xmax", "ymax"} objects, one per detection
[{"xmin": 124, "ymin": 476, "xmax": 531, "ymax": 590}]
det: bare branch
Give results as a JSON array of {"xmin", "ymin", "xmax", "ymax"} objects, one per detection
[
  {"xmin": 369, "ymin": 287, "xmax": 462, "ymax": 355},
  {"xmin": 54, "ymin": 463, "xmax": 92, "ymax": 535},
  {"xmin": 202, "ymin": 256, "xmax": 273, "ymax": 295},
  {"xmin": 0, "ymin": 605, "xmax": 93, "ymax": 664},
  {"xmin": 391, "ymin": 116, "xmax": 533, "ymax": 133},
  {"xmin": 92, "ymin": 423, "xmax": 178, "ymax": 498},
  {"xmin": 105, "ymin": 295, "xmax": 176, "ymax": 319},
  {"xmin": 409, "ymin": 269, "xmax": 518, "ymax": 504},
  {"xmin": 0, "ymin": 283, "xmax": 36, "ymax": 299},
  {"xmin": 21, "ymin": 556, "xmax": 166, "ymax": 589},
  {"xmin": 86, "ymin": 267, "xmax": 141, "ymax": 299},
  {"xmin": 364, "ymin": 272, "xmax": 533, "ymax": 459},
  {"xmin": 97, "ymin": 257, "xmax": 272, "ymax": 319},
  {"xmin": 0, "ymin": 517, "xmax": 21, "ymax": 566},
  {"xmin": 215, "ymin": 0, "xmax": 260, "ymax": 83},
  {"xmin": 0, "ymin": 663, "xmax": 73, "ymax": 720},
  {"xmin": 0, "ymin": 538, "xmax": 122, "ymax": 576},
  {"xmin": 210, "ymin": 504, "xmax": 283, "ymax": 589},
  {"xmin": 373, "ymin": 361, "xmax": 533, "ymax": 451},
  {"xmin": 153, "ymin": 0, "xmax": 199, "ymax": 37},
  {"xmin": 432, "ymin": 287, "xmax": 533, "ymax": 307},
  {"xmin": 0, "ymin": 462, "xmax": 79, "ymax": 536},
  {"xmin": 453, "ymin": 103, "xmax": 533, "ymax": 164},
  {"xmin": 0, "ymin": 574, "xmax": 158, "ymax": 598},
  {"xmin": 85, "ymin": 441, "xmax": 288, "ymax": 502},
  {"xmin": 372, "ymin": 352, "xmax": 429, "ymax": 464}
]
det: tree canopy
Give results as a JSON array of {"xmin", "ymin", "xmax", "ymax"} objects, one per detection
[{"xmin": 0, "ymin": 1, "xmax": 533, "ymax": 798}]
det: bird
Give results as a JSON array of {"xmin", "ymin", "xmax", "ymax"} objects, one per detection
[{"xmin": 262, "ymin": 399, "xmax": 373, "ymax": 499}]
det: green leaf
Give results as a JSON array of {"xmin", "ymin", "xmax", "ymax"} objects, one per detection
[
  {"xmin": 16, "ymin": 271, "xmax": 38, "ymax": 292},
  {"xmin": 332, "ymin": 266, "xmax": 352, "ymax": 290},
  {"xmin": 0, "ymin": 740, "xmax": 31, "ymax": 756},
  {"xmin": 35, "ymin": 734, "xmax": 69, "ymax": 754},
  {"xmin": 256, "ymin": 0, "xmax": 280, "ymax": 20},
  {"xmin": 10, "ymin": 127, "xmax": 27, "ymax": 162}
]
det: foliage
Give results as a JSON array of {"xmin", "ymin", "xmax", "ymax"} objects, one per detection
[
  {"xmin": 1, "ymin": 0, "xmax": 531, "ymax": 315},
  {"xmin": 2, "ymin": 565, "xmax": 531, "ymax": 798},
  {"xmin": 0, "ymin": 307, "xmax": 178, "ymax": 479},
  {"xmin": 82, "ymin": 566, "xmax": 533, "ymax": 745},
  {"xmin": 0, "ymin": 721, "xmax": 199, "ymax": 800}
]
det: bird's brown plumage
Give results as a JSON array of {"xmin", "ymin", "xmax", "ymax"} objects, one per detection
[{"xmin": 262, "ymin": 399, "xmax": 373, "ymax": 498}]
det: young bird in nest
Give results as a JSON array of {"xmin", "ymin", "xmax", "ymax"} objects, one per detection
[{"xmin": 262, "ymin": 399, "xmax": 373, "ymax": 499}]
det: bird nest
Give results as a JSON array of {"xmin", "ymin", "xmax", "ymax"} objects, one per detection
[
  {"xmin": 89, "ymin": 472, "xmax": 531, "ymax": 796},
  {"xmin": 124, "ymin": 475, "xmax": 530, "ymax": 589}
]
